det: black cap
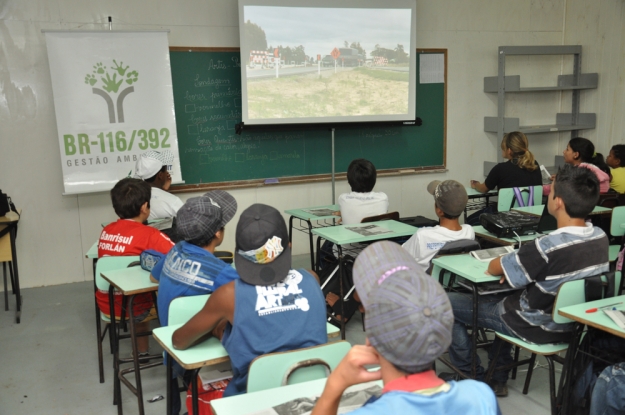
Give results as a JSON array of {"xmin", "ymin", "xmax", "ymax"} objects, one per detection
[{"xmin": 234, "ymin": 204, "xmax": 291, "ymax": 286}]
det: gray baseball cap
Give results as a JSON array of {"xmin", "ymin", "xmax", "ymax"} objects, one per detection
[
  {"xmin": 427, "ymin": 180, "xmax": 468, "ymax": 217},
  {"xmin": 353, "ymin": 241, "xmax": 453, "ymax": 373},
  {"xmin": 176, "ymin": 190, "xmax": 237, "ymax": 242}
]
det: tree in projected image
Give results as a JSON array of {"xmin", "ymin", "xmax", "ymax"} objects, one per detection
[
  {"xmin": 370, "ymin": 44, "xmax": 408, "ymax": 64},
  {"xmin": 243, "ymin": 21, "xmax": 268, "ymax": 62}
]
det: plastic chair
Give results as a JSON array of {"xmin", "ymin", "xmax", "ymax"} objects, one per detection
[
  {"xmin": 609, "ymin": 206, "xmax": 625, "ymax": 295},
  {"xmin": 485, "ymin": 278, "xmax": 606, "ymax": 415},
  {"xmin": 247, "ymin": 341, "xmax": 352, "ymax": 393},
  {"xmin": 497, "ymin": 186, "xmax": 543, "ymax": 212},
  {"xmin": 168, "ymin": 294, "xmax": 210, "ymax": 326},
  {"xmin": 93, "ymin": 255, "xmax": 140, "ymax": 383},
  {"xmin": 361, "ymin": 211, "xmax": 400, "ymax": 223}
]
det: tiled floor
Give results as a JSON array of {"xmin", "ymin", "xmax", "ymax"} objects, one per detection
[{"xmin": 0, "ymin": 254, "xmax": 553, "ymax": 414}]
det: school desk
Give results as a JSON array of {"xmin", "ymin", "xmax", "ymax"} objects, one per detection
[
  {"xmin": 284, "ymin": 204, "xmax": 340, "ymax": 270},
  {"xmin": 472, "ymin": 225, "xmax": 546, "ymax": 247},
  {"xmin": 557, "ymin": 295, "xmax": 625, "ymax": 413},
  {"xmin": 101, "ymin": 266, "xmax": 160, "ymax": 415},
  {"xmin": 312, "ymin": 220, "xmax": 418, "ymax": 338},
  {"xmin": 0, "ymin": 210, "xmax": 21, "ymax": 323},
  {"xmin": 512, "ymin": 205, "xmax": 612, "ymax": 217},
  {"xmin": 211, "ymin": 378, "xmax": 383, "ymax": 415},
  {"xmin": 431, "ymin": 254, "xmax": 520, "ymax": 379},
  {"xmin": 153, "ymin": 322, "xmax": 341, "ymax": 415},
  {"xmin": 465, "ymin": 187, "xmax": 498, "ymax": 221}
]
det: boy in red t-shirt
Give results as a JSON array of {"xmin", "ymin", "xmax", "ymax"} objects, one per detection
[{"xmin": 97, "ymin": 178, "xmax": 174, "ymax": 354}]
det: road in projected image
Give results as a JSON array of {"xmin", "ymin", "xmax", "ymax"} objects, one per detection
[{"xmin": 242, "ymin": 6, "xmax": 412, "ymax": 120}]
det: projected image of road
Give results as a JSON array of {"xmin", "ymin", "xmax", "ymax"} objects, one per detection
[{"xmin": 241, "ymin": 5, "xmax": 413, "ymax": 122}]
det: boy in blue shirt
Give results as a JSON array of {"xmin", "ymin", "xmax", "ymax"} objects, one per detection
[
  {"xmin": 312, "ymin": 241, "xmax": 500, "ymax": 415},
  {"xmin": 150, "ymin": 190, "xmax": 239, "ymax": 415}
]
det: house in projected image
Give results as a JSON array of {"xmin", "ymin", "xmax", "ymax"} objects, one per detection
[{"xmin": 249, "ymin": 50, "xmax": 278, "ymax": 69}]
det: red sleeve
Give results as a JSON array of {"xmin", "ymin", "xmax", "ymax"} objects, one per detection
[{"xmin": 150, "ymin": 230, "xmax": 174, "ymax": 254}]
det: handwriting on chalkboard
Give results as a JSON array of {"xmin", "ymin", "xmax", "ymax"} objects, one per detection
[{"xmin": 170, "ymin": 50, "xmax": 445, "ymax": 185}]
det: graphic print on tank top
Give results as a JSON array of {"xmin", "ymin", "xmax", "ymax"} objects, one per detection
[{"xmin": 254, "ymin": 270, "xmax": 311, "ymax": 316}]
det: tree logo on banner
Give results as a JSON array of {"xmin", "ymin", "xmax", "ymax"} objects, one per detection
[{"xmin": 84, "ymin": 60, "xmax": 139, "ymax": 123}]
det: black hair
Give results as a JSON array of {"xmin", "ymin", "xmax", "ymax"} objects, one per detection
[
  {"xmin": 347, "ymin": 159, "xmax": 377, "ymax": 193},
  {"xmin": 569, "ymin": 137, "xmax": 610, "ymax": 176},
  {"xmin": 441, "ymin": 212, "xmax": 460, "ymax": 220},
  {"xmin": 553, "ymin": 164, "xmax": 599, "ymax": 219},
  {"xmin": 110, "ymin": 178, "xmax": 151, "ymax": 219},
  {"xmin": 185, "ymin": 227, "xmax": 222, "ymax": 247},
  {"xmin": 145, "ymin": 165, "xmax": 167, "ymax": 183},
  {"xmin": 611, "ymin": 145, "xmax": 625, "ymax": 167}
]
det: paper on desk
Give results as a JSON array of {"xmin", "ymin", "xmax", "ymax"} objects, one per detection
[
  {"xmin": 345, "ymin": 225, "xmax": 392, "ymax": 237},
  {"xmin": 248, "ymin": 383, "xmax": 381, "ymax": 415}
]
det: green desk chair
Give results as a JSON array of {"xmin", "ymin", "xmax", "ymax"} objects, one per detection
[
  {"xmin": 93, "ymin": 255, "xmax": 140, "ymax": 383},
  {"xmin": 485, "ymin": 278, "xmax": 609, "ymax": 415},
  {"xmin": 610, "ymin": 207, "xmax": 625, "ymax": 294},
  {"xmin": 497, "ymin": 185, "xmax": 543, "ymax": 212},
  {"xmin": 247, "ymin": 341, "xmax": 352, "ymax": 393},
  {"xmin": 168, "ymin": 294, "xmax": 211, "ymax": 326}
]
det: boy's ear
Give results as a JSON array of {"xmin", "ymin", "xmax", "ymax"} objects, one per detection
[{"xmin": 140, "ymin": 201, "xmax": 150, "ymax": 215}]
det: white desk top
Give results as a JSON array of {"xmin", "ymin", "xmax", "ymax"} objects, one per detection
[
  {"xmin": 312, "ymin": 220, "xmax": 416, "ymax": 245},
  {"xmin": 211, "ymin": 378, "xmax": 383, "ymax": 415},
  {"xmin": 100, "ymin": 266, "xmax": 157, "ymax": 295},
  {"xmin": 153, "ymin": 322, "xmax": 340, "ymax": 370}
]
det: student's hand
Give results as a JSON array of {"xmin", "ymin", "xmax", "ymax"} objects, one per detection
[
  {"xmin": 327, "ymin": 344, "xmax": 382, "ymax": 392},
  {"xmin": 550, "ymin": 174, "xmax": 556, "ymax": 182},
  {"xmin": 500, "ymin": 276, "xmax": 506, "ymax": 284},
  {"xmin": 470, "ymin": 180, "xmax": 478, "ymax": 189}
]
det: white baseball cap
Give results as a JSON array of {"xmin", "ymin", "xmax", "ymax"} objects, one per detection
[{"xmin": 134, "ymin": 155, "xmax": 163, "ymax": 180}]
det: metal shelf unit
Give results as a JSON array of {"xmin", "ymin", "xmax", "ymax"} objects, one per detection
[{"xmin": 483, "ymin": 45, "xmax": 598, "ymax": 169}]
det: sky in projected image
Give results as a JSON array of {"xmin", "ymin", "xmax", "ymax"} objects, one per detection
[{"xmin": 243, "ymin": 6, "xmax": 412, "ymax": 59}]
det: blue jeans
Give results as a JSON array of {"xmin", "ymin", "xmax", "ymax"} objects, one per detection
[
  {"xmin": 447, "ymin": 292, "xmax": 515, "ymax": 383},
  {"xmin": 590, "ymin": 363, "xmax": 625, "ymax": 415}
]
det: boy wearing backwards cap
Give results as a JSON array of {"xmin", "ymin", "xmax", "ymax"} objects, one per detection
[
  {"xmin": 134, "ymin": 151, "xmax": 183, "ymax": 220},
  {"xmin": 172, "ymin": 204, "xmax": 327, "ymax": 397},
  {"xmin": 402, "ymin": 180, "xmax": 475, "ymax": 273},
  {"xmin": 312, "ymin": 241, "xmax": 500, "ymax": 415},
  {"xmin": 150, "ymin": 190, "xmax": 239, "ymax": 415}
]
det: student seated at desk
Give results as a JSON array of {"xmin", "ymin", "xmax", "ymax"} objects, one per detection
[
  {"xmin": 172, "ymin": 204, "xmax": 327, "ymax": 397},
  {"xmin": 562, "ymin": 137, "xmax": 611, "ymax": 193},
  {"xmin": 149, "ymin": 190, "xmax": 239, "ymax": 415},
  {"xmin": 445, "ymin": 165, "xmax": 609, "ymax": 397},
  {"xmin": 470, "ymin": 131, "xmax": 542, "ymax": 193},
  {"xmin": 97, "ymin": 178, "xmax": 174, "ymax": 355},
  {"xmin": 590, "ymin": 363, "xmax": 625, "ymax": 415},
  {"xmin": 403, "ymin": 180, "xmax": 475, "ymax": 273},
  {"xmin": 134, "ymin": 151, "xmax": 184, "ymax": 220},
  {"xmin": 312, "ymin": 241, "xmax": 500, "ymax": 415},
  {"xmin": 607, "ymin": 144, "xmax": 625, "ymax": 193},
  {"xmin": 338, "ymin": 158, "xmax": 389, "ymax": 225}
]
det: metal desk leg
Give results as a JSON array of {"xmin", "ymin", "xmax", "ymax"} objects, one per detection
[
  {"xmin": 108, "ymin": 287, "xmax": 121, "ymax": 408},
  {"xmin": 9, "ymin": 225, "xmax": 21, "ymax": 323},
  {"xmin": 127, "ymin": 295, "xmax": 145, "ymax": 415},
  {"xmin": 306, "ymin": 219, "xmax": 315, "ymax": 271},
  {"xmin": 166, "ymin": 355, "xmax": 173, "ymax": 415},
  {"xmin": 3, "ymin": 262, "xmax": 7, "ymax": 311},
  {"xmin": 557, "ymin": 322, "xmax": 584, "ymax": 414},
  {"xmin": 471, "ymin": 283, "xmax": 478, "ymax": 379},
  {"xmin": 192, "ymin": 369, "xmax": 199, "ymax": 415},
  {"xmin": 337, "ymin": 246, "xmax": 345, "ymax": 340}
]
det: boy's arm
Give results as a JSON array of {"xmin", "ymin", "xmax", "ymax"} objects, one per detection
[
  {"xmin": 312, "ymin": 345, "xmax": 382, "ymax": 415},
  {"xmin": 172, "ymin": 281, "xmax": 235, "ymax": 349}
]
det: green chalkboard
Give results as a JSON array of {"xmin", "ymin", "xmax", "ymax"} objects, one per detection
[{"xmin": 170, "ymin": 48, "xmax": 446, "ymax": 187}]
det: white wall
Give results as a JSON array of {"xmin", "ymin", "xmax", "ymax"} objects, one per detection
[{"xmin": 0, "ymin": 0, "xmax": 623, "ymax": 289}]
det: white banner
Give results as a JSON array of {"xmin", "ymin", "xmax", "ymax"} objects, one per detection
[{"xmin": 45, "ymin": 31, "xmax": 182, "ymax": 194}]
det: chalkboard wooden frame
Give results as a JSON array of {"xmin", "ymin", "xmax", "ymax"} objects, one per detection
[{"xmin": 169, "ymin": 47, "xmax": 447, "ymax": 193}]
